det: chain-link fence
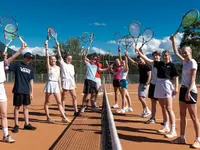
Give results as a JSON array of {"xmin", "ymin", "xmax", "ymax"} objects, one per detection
[{"xmin": 5, "ymin": 73, "xmax": 200, "ymax": 84}]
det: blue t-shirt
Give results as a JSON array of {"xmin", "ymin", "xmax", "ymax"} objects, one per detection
[
  {"xmin": 9, "ymin": 62, "xmax": 34, "ymax": 94},
  {"xmin": 85, "ymin": 62, "xmax": 98, "ymax": 82}
]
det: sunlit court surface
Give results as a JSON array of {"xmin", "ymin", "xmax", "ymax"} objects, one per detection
[{"xmin": 0, "ymin": 83, "xmax": 199, "ymax": 150}]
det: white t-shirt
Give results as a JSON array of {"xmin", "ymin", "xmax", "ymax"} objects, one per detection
[
  {"xmin": 0, "ymin": 61, "xmax": 6, "ymax": 83},
  {"xmin": 150, "ymin": 66, "xmax": 157, "ymax": 84},
  {"xmin": 120, "ymin": 68, "xmax": 128, "ymax": 80},
  {"xmin": 85, "ymin": 62, "xmax": 98, "ymax": 82},
  {"xmin": 181, "ymin": 59, "xmax": 198, "ymax": 93},
  {"xmin": 60, "ymin": 59, "xmax": 76, "ymax": 90}
]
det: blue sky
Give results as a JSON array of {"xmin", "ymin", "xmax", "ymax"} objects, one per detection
[{"xmin": 0, "ymin": 0, "xmax": 199, "ymax": 56}]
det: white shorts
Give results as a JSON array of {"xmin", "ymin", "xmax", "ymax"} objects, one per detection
[
  {"xmin": 44, "ymin": 81, "xmax": 60, "ymax": 93},
  {"xmin": 138, "ymin": 83, "xmax": 149, "ymax": 98},
  {"xmin": 62, "ymin": 79, "xmax": 76, "ymax": 90},
  {"xmin": 0, "ymin": 83, "xmax": 7, "ymax": 102},
  {"xmin": 154, "ymin": 79, "xmax": 174, "ymax": 99},
  {"xmin": 95, "ymin": 78, "xmax": 101, "ymax": 90}
]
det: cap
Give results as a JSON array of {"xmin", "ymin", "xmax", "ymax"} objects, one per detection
[{"xmin": 24, "ymin": 52, "xmax": 33, "ymax": 58}]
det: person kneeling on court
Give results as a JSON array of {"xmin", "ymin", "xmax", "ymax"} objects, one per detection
[
  {"xmin": 80, "ymin": 54, "xmax": 112, "ymax": 113},
  {"xmin": 9, "ymin": 51, "xmax": 36, "ymax": 133}
]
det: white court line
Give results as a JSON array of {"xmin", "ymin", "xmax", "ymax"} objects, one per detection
[{"xmin": 115, "ymin": 118, "xmax": 199, "ymax": 121}]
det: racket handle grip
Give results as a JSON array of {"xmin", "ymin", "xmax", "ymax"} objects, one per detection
[
  {"xmin": 172, "ymin": 31, "xmax": 178, "ymax": 37},
  {"xmin": 18, "ymin": 36, "xmax": 25, "ymax": 44},
  {"xmin": 4, "ymin": 46, "xmax": 8, "ymax": 53}
]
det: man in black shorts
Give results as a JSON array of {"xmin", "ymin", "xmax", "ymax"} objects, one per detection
[{"xmin": 9, "ymin": 52, "xmax": 36, "ymax": 133}]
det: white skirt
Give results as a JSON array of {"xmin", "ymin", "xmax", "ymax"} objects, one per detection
[
  {"xmin": 62, "ymin": 79, "xmax": 76, "ymax": 90},
  {"xmin": 95, "ymin": 78, "xmax": 101, "ymax": 90},
  {"xmin": 0, "ymin": 83, "xmax": 7, "ymax": 102},
  {"xmin": 44, "ymin": 81, "xmax": 60, "ymax": 93},
  {"xmin": 154, "ymin": 78, "xmax": 174, "ymax": 99}
]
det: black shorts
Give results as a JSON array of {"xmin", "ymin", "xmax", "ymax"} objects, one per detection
[
  {"xmin": 113, "ymin": 79, "xmax": 120, "ymax": 87},
  {"xmin": 13, "ymin": 93, "xmax": 31, "ymax": 106},
  {"xmin": 179, "ymin": 86, "xmax": 198, "ymax": 104},
  {"xmin": 83, "ymin": 79, "xmax": 97, "ymax": 94},
  {"xmin": 148, "ymin": 83, "xmax": 158, "ymax": 100}
]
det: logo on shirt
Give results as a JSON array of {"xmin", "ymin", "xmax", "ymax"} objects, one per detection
[{"xmin": 20, "ymin": 67, "xmax": 31, "ymax": 74}]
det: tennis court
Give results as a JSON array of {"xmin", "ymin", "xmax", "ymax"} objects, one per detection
[{"xmin": 0, "ymin": 83, "xmax": 199, "ymax": 150}]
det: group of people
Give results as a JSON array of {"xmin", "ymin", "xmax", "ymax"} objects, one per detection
[
  {"xmin": 110, "ymin": 36, "xmax": 200, "ymax": 148},
  {"xmin": 0, "ymin": 34, "xmax": 199, "ymax": 149}
]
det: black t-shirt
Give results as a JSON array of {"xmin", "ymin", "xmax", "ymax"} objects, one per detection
[
  {"xmin": 138, "ymin": 64, "xmax": 152, "ymax": 84},
  {"xmin": 9, "ymin": 62, "xmax": 34, "ymax": 94},
  {"xmin": 154, "ymin": 61, "xmax": 179, "ymax": 80}
]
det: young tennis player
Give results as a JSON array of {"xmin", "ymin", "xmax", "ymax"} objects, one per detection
[
  {"xmin": 0, "ymin": 42, "xmax": 26, "ymax": 142},
  {"xmin": 136, "ymin": 49, "xmax": 179, "ymax": 138},
  {"xmin": 56, "ymin": 41, "xmax": 79, "ymax": 117},
  {"xmin": 170, "ymin": 36, "xmax": 200, "ymax": 148},
  {"xmin": 44, "ymin": 41, "xmax": 71, "ymax": 123},
  {"xmin": 125, "ymin": 52, "xmax": 152, "ymax": 117},
  {"xmin": 115, "ymin": 48, "xmax": 132, "ymax": 114},
  {"xmin": 80, "ymin": 54, "xmax": 112, "ymax": 113}
]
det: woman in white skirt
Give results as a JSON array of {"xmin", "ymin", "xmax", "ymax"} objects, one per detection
[
  {"xmin": 44, "ymin": 41, "xmax": 71, "ymax": 124},
  {"xmin": 136, "ymin": 49, "xmax": 179, "ymax": 139},
  {"xmin": 170, "ymin": 36, "xmax": 200, "ymax": 148}
]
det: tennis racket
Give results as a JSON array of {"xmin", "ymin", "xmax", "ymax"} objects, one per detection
[
  {"xmin": 47, "ymin": 27, "xmax": 57, "ymax": 42},
  {"xmin": 139, "ymin": 28, "xmax": 154, "ymax": 49},
  {"xmin": 121, "ymin": 35, "xmax": 133, "ymax": 52},
  {"xmin": 129, "ymin": 21, "xmax": 142, "ymax": 51},
  {"xmin": 0, "ymin": 15, "xmax": 25, "ymax": 53},
  {"xmin": 87, "ymin": 32, "xmax": 94, "ymax": 52},
  {"xmin": 173, "ymin": 9, "xmax": 199, "ymax": 36},
  {"xmin": 79, "ymin": 32, "xmax": 89, "ymax": 54}
]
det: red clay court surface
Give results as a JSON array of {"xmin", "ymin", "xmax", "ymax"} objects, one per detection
[{"xmin": 0, "ymin": 83, "xmax": 200, "ymax": 150}]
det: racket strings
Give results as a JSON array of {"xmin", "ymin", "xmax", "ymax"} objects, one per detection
[{"xmin": 182, "ymin": 9, "xmax": 199, "ymax": 28}]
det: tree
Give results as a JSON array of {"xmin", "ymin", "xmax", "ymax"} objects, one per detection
[{"xmin": 179, "ymin": 20, "xmax": 200, "ymax": 62}]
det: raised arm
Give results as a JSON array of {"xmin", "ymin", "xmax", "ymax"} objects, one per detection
[
  {"xmin": 7, "ymin": 42, "xmax": 27, "ymax": 64},
  {"xmin": 56, "ymin": 40, "xmax": 62, "ymax": 62},
  {"xmin": 124, "ymin": 54, "xmax": 129, "ymax": 72},
  {"xmin": 118, "ymin": 45, "xmax": 123, "ymax": 63},
  {"xmin": 125, "ymin": 51, "xmax": 137, "ymax": 65},
  {"xmin": 98, "ymin": 64, "xmax": 113, "ymax": 73},
  {"xmin": 136, "ymin": 49, "xmax": 154, "ymax": 65},
  {"xmin": 45, "ymin": 40, "xmax": 50, "ymax": 72},
  {"xmin": 169, "ymin": 36, "xmax": 184, "ymax": 62}
]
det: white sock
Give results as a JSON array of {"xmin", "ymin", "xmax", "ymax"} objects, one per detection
[
  {"xmin": 164, "ymin": 122, "xmax": 169, "ymax": 128},
  {"xmin": 3, "ymin": 128, "xmax": 8, "ymax": 137},
  {"xmin": 197, "ymin": 137, "xmax": 200, "ymax": 142},
  {"xmin": 144, "ymin": 107, "xmax": 149, "ymax": 112},
  {"xmin": 171, "ymin": 124, "xmax": 176, "ymax": 132}
]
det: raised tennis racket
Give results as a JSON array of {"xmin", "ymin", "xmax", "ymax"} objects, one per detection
[
  {"xmin": 139, "ymin": 28, "xmax": 154, "ymax": 49},
  {"xmin": 47, "ymin": 27, "xmax": 57, "ymax": 42},
  {"xmin": 0, "ymin": 15, "xmax": 25, "ymax": 53},
  {"xmin": 79, "ymin": 32, "xmax": 89, "ymax": 54},
  {"xmin": 113, "ymin": 32, "xmax": 122, "ymax": 45},
  {"xmin": 87, "ymin": 32, "xmax": 94, "ymax": 52},
  {"xmin": 129, "ymin": 21, "xmax": 141, "ymax": 51},
  {"xmin": 121, "ymin": 35, "xmax": 133, "ymax": 52},
  {"xmin": 173, "ymin": 9, "xmax": 199, "ymax": 36}
]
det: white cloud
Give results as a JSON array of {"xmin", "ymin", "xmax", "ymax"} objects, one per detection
[
  {"xmin": 10, "ymin": 46, "xmax": 55, "ymax": 56},
  {"xmin": 93, "ymin": 22, "xmax": 107, "ymax": 26},
  {"xmin": 107, "ymin": 40, "xmax": 116, "ymax": 44},
  {"xmin": 91, "ymin": 47, "xmax": 111, "ymax": 55},
  {"xmin": 107, "ymin": 33, "xmax": 183, "ymax": 55}
]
